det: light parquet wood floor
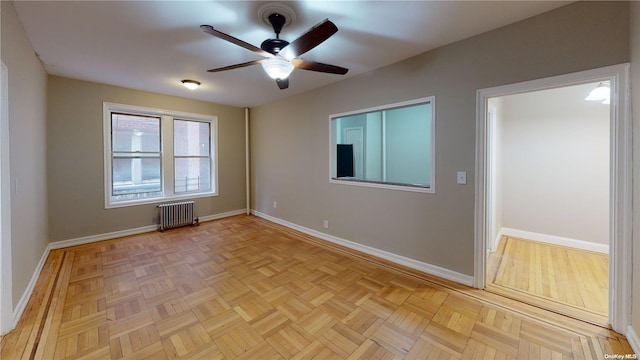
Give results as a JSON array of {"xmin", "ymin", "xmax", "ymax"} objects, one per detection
[
  {"xmin": 0, "ymin": 215, "xmax": 633, "ymax": 359},
  {"xmin": 487, "ymin": 236, "xmax": 609, "ymax": 327}
]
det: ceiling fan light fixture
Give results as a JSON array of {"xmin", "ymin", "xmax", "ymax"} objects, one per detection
[
  {"xmin": 261, "ymin": 57, "xmax": 294, "ymax": 80},
  {"xmin": 181, "ymin": 80, "xmax": 201, "ymax": 90}
]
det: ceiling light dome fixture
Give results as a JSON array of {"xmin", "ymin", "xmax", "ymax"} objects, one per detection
[
  {"xmin": 181, "ymin": 79, "xmax": 201, "ymax": 90},
  {"xmin": 585, "ymin": 82, "xmax": 610, "ymax": 102},
  {"xmin": 261, "ymin": 57, "xmax": 294, "ymax": 80}
]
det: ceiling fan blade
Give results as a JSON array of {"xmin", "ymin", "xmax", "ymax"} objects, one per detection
[
  {"xmin": 207, "ymin": 59, "xmax": 263, "ymax": 73},
  {"xmin": 276, "ymin": 78, "xmax": 289, "ymax": 90},
  {"xmin": 201, "ymin": 25, "xmax": 273, "ymax": 58},
  {"xmin": 278, "ymin": 19, "xmax": 338, "ymax": 60},
  {"xmin": 291, "ymin": 59, "xmax": 348, "ymax": 75}
]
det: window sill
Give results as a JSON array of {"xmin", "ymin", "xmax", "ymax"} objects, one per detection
[
  {"xmin": 330, "ymin": 177, "xmax": 434, "ymax": 194},
  {"xmin": 105, "ymin": 191, "xmax": 218, "ymax": 209}
]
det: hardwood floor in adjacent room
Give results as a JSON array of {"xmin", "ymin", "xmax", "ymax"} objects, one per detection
[
  {"xmin": 0, "ymin": 216, "xmax": 632, "ymax": 359},
  {"xmin": 487, "ymin": 236, "xmax": 609, "ymax": 327}
]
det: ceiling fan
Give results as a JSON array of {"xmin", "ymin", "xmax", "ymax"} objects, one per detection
[{"xmin": 200, "ymin": 12, "xmax": 348, "ymax": 90}]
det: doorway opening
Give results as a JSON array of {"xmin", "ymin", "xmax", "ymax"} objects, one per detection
[
  {"xmin": 485, "ymin": 82, "xmax": 610, "ymax": 325},
  {"xmin": 474, "ymin": 64, "xmax": 631, "ymax": 333}
]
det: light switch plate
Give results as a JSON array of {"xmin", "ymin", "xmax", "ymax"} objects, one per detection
[{"xmin": 457, "ymin": 171, "xmax": 467, "ymax": 185}]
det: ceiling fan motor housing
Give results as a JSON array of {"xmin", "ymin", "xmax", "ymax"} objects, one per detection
[{"xmin": 261, "ymin": 38, "xmax": 289, "ymax": 55}]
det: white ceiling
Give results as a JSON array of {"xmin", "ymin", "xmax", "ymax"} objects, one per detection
[{"xmin": 13, "ymin": 1, "xmax": 570, "ymax": 108}]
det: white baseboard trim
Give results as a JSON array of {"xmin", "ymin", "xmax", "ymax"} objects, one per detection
[
  {"xmin": 492, "ymin": 229, "xmax": 503, "ymax": 253},
  {"xmin": 49, "ymin": 208, "xmax": 247, "ymax": 250},
  {"xmin": 49, "ymin": 225, "xmax": 157, "ymax": 250},
  {"xmin": 627, "ymin": 325, "xmax": 640, "ymax": 356},
  {"xmin": 252, "ymin": 210, "xmax": 474, "ymax": 287},
  {"xmin": 12, "ymin": 246, "xmax": 50, "ymax": 329},
  {"xmin": 199, "ymin": 209, "xmax": 247, "ymax": 223},
  {"xmin": 500, "ymin": 227, "xmax": 609, "ymax": 254},
  {"xmin": 11, "ymin": 209, "xmax": 246, "ymax": 330}
]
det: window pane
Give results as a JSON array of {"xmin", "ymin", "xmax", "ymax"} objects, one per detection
[
  {"xmin": 174, "ymin": 158, "xmax": 211, "ymax": 193},
  {"xmin": 174, "ymin": 120, "xmax": 210, "ymax": 156},
  {"xmin": 112, "ymin": 157, "xmax": 161, "ymax": 196},
  {"xmin": 384, "ymin": 103, "xmax": 431, "ymax": 186},
  {"xmin": 331, "ymin": 98, "xmax": 434, "ymax": 191},
  {"xmin": 112, "ymin": 113, "xmax": 160, "ymax": 152}
]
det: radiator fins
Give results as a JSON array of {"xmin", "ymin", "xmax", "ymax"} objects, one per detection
[{"xmin": 158, "ymin": 201, "xmax": 199, "ymax": 231}]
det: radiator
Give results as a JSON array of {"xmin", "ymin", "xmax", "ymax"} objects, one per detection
[{"xmin": 158, "ymin": 201, "xmax": 199, "ymax": 231}]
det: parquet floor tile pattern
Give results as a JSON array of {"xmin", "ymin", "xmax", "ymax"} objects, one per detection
[{"xmin": 0, "ymin": 215, "xmax": 633, "ymax": 359}]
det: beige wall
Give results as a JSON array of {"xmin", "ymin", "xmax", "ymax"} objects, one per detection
[
  {"xmin": 47, "ymin": 76, "xmax": 246, "ymax": 242},
  {"xmin": 1, "ymin": 2, "xmax": 49, "ymax": 306},
  {"xmin": 250, "ymin": 1, "xmax": 629, "ymax": 276},
  {"xmin": 631, "ymin": 0, "xmax": 640, "ymax": 347}
]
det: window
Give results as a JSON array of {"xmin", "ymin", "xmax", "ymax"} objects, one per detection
[
  {"xmin": 330, "ymin": 97, "xmax": 435, "ymax": 193},
  {"xmin": 104, "ymin": 103, "xmax": 217, "ymax": 208},
  {"xmin": 173, "ymin": 120, "xmax": 211, "ymax": 194},
  {"xmin": 111, "ymin": 113, "xmax": 162, "ymax": 200}
]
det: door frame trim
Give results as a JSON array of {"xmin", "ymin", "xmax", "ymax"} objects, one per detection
[
  {"xmin": 0, "ymin": 61, "xmax": 13, "ymax": 335},
  {"xmin": 343, "ymin": 126, "xmax": 365, "ymax": 178},
  {"xmin": 473, "ymin": 63, "xmax": 631, "ymax": 333}
]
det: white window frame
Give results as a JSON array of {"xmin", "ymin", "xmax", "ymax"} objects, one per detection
[
  {"xmin": 103, "ymin": 102, "xmax": 218, "ymax": 208},
  {"xmin": 329, "ymin": 96, "xmax": 436, "ymax": 194}
]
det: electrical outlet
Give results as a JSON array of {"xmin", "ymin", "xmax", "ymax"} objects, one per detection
[
  {"xmin": 323, "ymin": 220, "xmax": 329, "ymax": 229},
  {"xmin": 273, "ymin": 201, "xmax": 277, "ymax": 208}
]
